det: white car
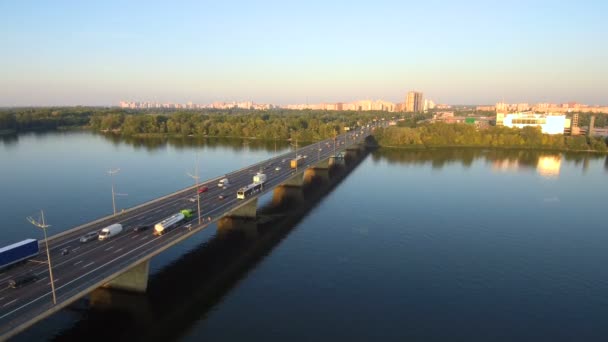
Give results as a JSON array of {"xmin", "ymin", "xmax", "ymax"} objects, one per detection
[
  {"xmin": 188, "ymin": 196, "xmax": 198, "ymax": 202},
  {"xmin": 275, "ymin": 166, "xmax": 281, "ymax": 171}
]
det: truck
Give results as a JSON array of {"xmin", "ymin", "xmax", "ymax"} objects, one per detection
[
  {"xmin": 98, "ymin": 223, "xmax": 123, "ymax": 241},
  {"xmin": 253, "ymin": 172, "xmax": 267, "ymax": 184},
  {"xmin": 0, "ymin": 239, "xmax": 39, "ymax": 270},
  {"xmin": 290, "ymin": 156, "xmax": 304, "ymax": 169},
  {"xmin": 154, "ymin": 209, "xmax": 193, "ymax": 235}
]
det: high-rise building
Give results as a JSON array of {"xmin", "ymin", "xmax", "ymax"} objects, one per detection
[{"xmin": 405, "ymin": 91, "xmax": 423, "ymax": 112}]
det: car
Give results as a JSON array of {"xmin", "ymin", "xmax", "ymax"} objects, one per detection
[
  {"xmin": 197, "ymin": 186, "xmax": 208, "ymax": 194},
  {"xmin": 188, "ymin": 196, "xmax": 198, "ymax": 202},
  {"xmin": 218, "ymin": 194, "xmax": 225, "ymax": 200},
  {"xmin": 133, "ymin": 225, "xmax": 152, "ymax": 232},
  {"xmin": 79, "ymin": 231, "xmax": 99, "ymax": 243},
  {"xmin": 275, "ymin": 166, "xmax": 281, "ymax": 171},
  {"xmin": 9, "ymin": 273, "xmax": 39, "ymax": 288}
]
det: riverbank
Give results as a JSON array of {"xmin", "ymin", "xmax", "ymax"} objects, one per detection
[{"xmin": 377, "ymin": 144, "xmax": 608, "ymax": 154}]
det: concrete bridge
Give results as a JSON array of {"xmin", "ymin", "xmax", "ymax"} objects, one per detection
[{"xmin": 0, "ymin": 125, "xmax": 379, "ymax": 340}]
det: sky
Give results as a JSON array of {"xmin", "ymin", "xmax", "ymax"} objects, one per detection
[{"xmin": 0, "ymin": 0, "xmax": 607, "ymax": 106}]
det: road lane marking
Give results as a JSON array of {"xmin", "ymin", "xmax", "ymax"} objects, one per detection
[
  {"xmin": 105, "ymin": 246, "xmax": 114, "ymax": 251},
  {"xmin": 3, "ymin": 299, "xmax": 17, "ymax": 307},
  {"xmin": 141, "ymin": 236, "xmax": 149, "ymax": 240},
  {"xmin": 35, "ymin": 277, "xmax": 48, "ymax": 283},
  {"xmin": 72, "ymin": 247, "xmax": 80, "ymax": 252},
  {"xmin": 0, "ymin": 277, "xmax": 10, "ymax": 283},
  {"xmin": 0, "ymin": 297, "xmax": 4, "ymax": 301},
  {"xmin": 131, "ymin": 235, "xmax": 139, "ymax": 239},
  {"xmin": 114, "ymin": 248, "xmax": 124, "ymax": 254},
  {"xmin": 74, "ymin": 261, "xmax": 83, "ymax": 266},
  {"xmin": 82, "ymin": 262, "xmax": 95, "ymax": 268},
  {"xmin": 47, "ymin": 279, "xmax": 59, "ymax": 285}
]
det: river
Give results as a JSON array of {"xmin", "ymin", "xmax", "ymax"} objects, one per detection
[{"xmin": 2, "ymin": 131, "xmax": 608, "ymax": 341}]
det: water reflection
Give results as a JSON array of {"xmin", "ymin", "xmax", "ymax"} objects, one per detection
[
  {"xmin": 374, "ymin": 148, "xmax": 605, "ymax": 178},
  {"xmin": 97, "ymin": 133, "xmax": 292, "ymax": 153},
  {"xmin": 536, "ymin": 156, "xmax": 561, "ymax": 178}
]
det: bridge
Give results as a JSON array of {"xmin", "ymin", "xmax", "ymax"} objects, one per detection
[{"xmin": 0, "ymin": 125, "xmax": 378, "ymax": 340}]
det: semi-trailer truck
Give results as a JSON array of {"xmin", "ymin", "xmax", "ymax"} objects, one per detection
[
  {"xmin": 98, "ymin": 224, "xmax": 123, "ymax": 241},
  {"xmin": 154, "ymin": 209, "xmax": 193, "ymax": 235},
  {"xmin": 0, "ymin": 239, "xmax": 39, "ymax": 270}
]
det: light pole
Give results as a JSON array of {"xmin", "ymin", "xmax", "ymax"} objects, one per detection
[
  {"xmin": 27, "ymin": 210, "xmax": 57, "ymax": 305},
  {"xmin": 107, "ymin": 168, "xmax": 120, "ymax": 215},
  {"xmin": 187, "ymin": 154, "xmax": 202, "ymax": 225}
]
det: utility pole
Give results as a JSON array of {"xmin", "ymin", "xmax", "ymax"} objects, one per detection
[
  {"xmin": 27, "ymin": 210, "xmax": 57, "ymax": 305},
  {"xmin": 107, "ymin": 168, "xmax": 120, "ymax": 215},
  {"xmin": 187, "ymin": 154, "xmax": 202, "ymax": 225}
]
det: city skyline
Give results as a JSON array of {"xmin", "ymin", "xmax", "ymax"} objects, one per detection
[{"xmin": 1, "ymin": 1, "xmax": 607, "ymax": 106}]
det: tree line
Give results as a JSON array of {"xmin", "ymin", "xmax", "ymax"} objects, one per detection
[{"xmin": 374, "ymin": 123, "xmax": 608, "ymax": 152}]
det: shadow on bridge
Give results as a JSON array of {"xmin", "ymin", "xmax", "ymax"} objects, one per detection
[{"xmin": 41, "ymin": 143, "xmax": 374, "ymax": 342}]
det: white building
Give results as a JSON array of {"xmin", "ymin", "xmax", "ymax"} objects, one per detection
[{"xmin": 501, "ymin": 113, "xmax": 569, "ymax": 135}]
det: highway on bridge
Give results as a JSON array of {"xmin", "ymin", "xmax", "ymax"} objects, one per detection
[{"xmin": 0, "ymin": 125, "xmax": 376, "ymax": 339}]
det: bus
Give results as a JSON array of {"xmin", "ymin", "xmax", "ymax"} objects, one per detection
[{"xmin": 237, "ymin": 182, "xmax": 263, "ymax": 199}]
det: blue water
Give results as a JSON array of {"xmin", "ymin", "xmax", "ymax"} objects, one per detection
[{"xmin": 3, "ymin": 133, "xmax": 608, "ymax": 341}]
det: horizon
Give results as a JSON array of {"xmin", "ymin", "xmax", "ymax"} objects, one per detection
[{"xmin": 1, "ymin": 0, "xmax": 607, "ymax": 106}]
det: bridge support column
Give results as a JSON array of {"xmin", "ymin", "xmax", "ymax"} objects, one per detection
[
  {"xmin": 103, "ymin": 260, "xmax": 150, "ymax": 293},
  {"xmin": 217, "ymin": 217, "xmax": 258, "ymax": 239},
  {"xmin": 304, "ymin": 167, "xmax": 330, "ymax": 184},
  {"xmin": 272, "ymin": 185, "xmax": 304, "ymax": 206},
  {"xmin": 228, "ymin": 197, "xmax": 258, "ymax": 219}
]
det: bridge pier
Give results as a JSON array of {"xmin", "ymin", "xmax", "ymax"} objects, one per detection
[
  {"xmin": 227, "ymin": 197, "xmax": 258, "ymax": 219},
  {"xmin": 217, "ymin": 217, "xmax": 259, "ymax": 239},
  {"xmin": 272, "ymin": 185, "xmax": 304, "ymax": 206},
  {"xmin": 304, "ymin": 167, "xmax": 330, "ymax": 185},
  {"xmin": 103, "ymin": 260, "xmax": 150, "ymax": 293}
]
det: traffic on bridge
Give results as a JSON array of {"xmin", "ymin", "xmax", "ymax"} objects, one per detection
[{"xmin": 0, "ymin": 123, "xmax": 380, "ymax": 339}]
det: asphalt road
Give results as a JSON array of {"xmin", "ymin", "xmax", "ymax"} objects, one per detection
[{"xmin": 0, "ymin": 125, "xmax": 378, "ymax": 339}]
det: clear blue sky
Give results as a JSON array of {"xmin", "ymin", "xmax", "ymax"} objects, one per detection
[{"xmin": 1, "ymin": 0, "xmax": 606, "ymax": 106}]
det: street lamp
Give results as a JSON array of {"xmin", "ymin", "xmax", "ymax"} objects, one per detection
[
  {"xmin": 26, "ymin": 210, "xmax": 57, "ymax": 305},
  {"xmin": 107, "ymin": 168, "xmax": 127, "ymax": 216},
  {"xmin": 187, "ymin": 154, "xmax": 202, "ymax": 225}
]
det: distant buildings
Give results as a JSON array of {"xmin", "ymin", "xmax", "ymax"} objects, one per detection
[
  {"xmin": 119, "ymin": 101, "xmax": 275, "ymax": 110},
  {"xmin": 495, "ymin": 101, "xmax": 608, "ymax": 114},
  {"xmin": 406, "ymin": 91, "xmax": 424, "ymax": 112}
]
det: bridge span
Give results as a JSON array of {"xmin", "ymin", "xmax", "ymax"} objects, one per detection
[{"xmin": 0, "ymin": 125, "xmax": 377, "ymax": 340}]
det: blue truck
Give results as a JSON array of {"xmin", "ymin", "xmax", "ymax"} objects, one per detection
[{"xmin": 0, "ymin": 239, "xmax": 39, "ymax": 270}]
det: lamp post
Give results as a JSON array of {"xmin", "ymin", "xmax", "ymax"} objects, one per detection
[
  {"xmin": 26, "ymin": 210, "xmax": 57, "ymax": 305},
  {"xmin": 107, "ymin": 168, "xmax": 120, "ymax": 215},
  {"xmin": 187, "ymin": 154, "xmax": 202, "ymax": 225}
]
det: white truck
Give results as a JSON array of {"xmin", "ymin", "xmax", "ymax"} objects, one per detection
[
  {"xmin": 98, "ymin": 224, "xmax": 123, "ymax": 241},
  {"xmin": 253, "ymin": 173, "xmax": 267, "ymax": 184},
  {"xmin": 154, "ymin": 210, "xmax": 193, "ymax": 235}
]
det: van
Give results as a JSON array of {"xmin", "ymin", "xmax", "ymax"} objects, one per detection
[
  {"xmin": 218, "ymin": 178, "xmax": 229, "ymax": 187},
  {"xmin": 9, "ymin": 273, "xmax": 38, "ymax": 288}
]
